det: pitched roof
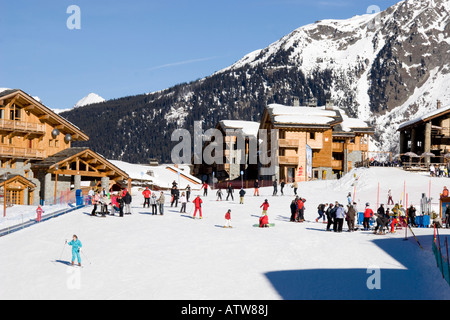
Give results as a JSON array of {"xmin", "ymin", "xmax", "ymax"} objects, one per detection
[
  {"xmin": 0, "ymin": 89, "xmax": 89, "ymax": 141},
  {"xmin": 398, "ymin": 105, "xmax": 450, "ymax": 131}
]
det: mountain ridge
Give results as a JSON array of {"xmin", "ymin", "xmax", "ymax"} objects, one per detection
[{"xmin": 61, "ymin": 0, "xmax": 450, "ymax": 163}]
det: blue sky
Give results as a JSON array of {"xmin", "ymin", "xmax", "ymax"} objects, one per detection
[{"xmin": 0, "ymin": 0, "xmax": 400, "ymax": 110}]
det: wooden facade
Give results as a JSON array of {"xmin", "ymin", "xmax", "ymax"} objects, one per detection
[
  {"xmin": 398, "ymin": 101, "xmax": 450, "ymax": 166},
  {"xmin": 260, "ymin": 102, "xmax": 374, "ymax": 182},
  {"xmin": 0, "ymin": 89, "xmax": 128, "ymax": 206}
]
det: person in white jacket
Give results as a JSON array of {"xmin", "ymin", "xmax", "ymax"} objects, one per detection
[
  {"xmin": 149, "ymin": 193, "xmax": 158, "ymax": 215},
  {"xmin": 180, "ymin": 192, "xmax": 187, "ymax": 213},
  {"xmin": 334, "ymin": 204, "xmax": 345, "ymax": 232}
]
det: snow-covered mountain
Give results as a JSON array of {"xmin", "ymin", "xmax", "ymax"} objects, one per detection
[
  {"xmin": 73, "ymin": 93, "xmax": 105, "ymax": 108},
  {"xmin": 62, "ymin": 0, "xmax": 450, "ymax": 163}
]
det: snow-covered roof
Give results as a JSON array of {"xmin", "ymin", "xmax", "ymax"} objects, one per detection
[
  {"xmin": 218, "ymin": 120, "xmax": 260, "ymax": 137},
  {"xmin": 266, "ymin": 103, "xmax": 341, "ymax": 127},
  {"xmin": 398, "ymin": 104, "xmax": 450, "ymax": 130},
  {"xmin": 109, "ymin": 160, "xmax": 202, "ymax": 190}
]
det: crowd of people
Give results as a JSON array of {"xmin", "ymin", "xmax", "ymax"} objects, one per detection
[{"xmin": 81, "ymin": 176, "xmax": 446, "ymax": 234}]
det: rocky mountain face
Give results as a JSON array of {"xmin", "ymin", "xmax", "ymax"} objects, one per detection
[{"xmin": 61, "ymin": 0, "xmax": 450, "ymax": 163}]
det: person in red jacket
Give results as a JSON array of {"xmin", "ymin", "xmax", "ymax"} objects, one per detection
[
  {"xmin": 201, "ymin": 182, "xmax": 209, "ymax": 196},
  {"xmin": 36, "ymin": 205, "xmax": 43, "ymax": 223},
  {"xmin": 224, "ymin": 209, "xmax": 232, "ymax": 228},
  {"xmin": 142, "ymin": 187, "xmax": 151, "ymax": 208},
  {"xmin": 296, "ymin": 197, "xmax": 305, "ymax": 222},
  {"xmin": 193, "ymin": 195, "xmax": 203, "ymax": 219},
  {"xmin": 260, "ymin": 199, "xmax": 270, "ymax": 215},
  {"xmin": 259, "ymin": 213, "xmax": 269, "ymax": 228},
  {"xmin": 363, "ymin": 203, "xmax": 374, "ymax": 230}
]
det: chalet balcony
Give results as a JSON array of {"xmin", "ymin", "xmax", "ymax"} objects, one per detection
[
  {"xmin": 279, "ymin": 139, "xmax": 299, "ymax": 148},
  {"xmin": 0, "ymin": 119, "xmax": 46, "ymax": 135},
  {"xmin": 332, "ymin": 160, "xmax": 343, "ymax": 170},
  {"xmin": 0, "ymin": 146, "xmax": 46, "ymax": 160},
  {"xmin": 332, "ymin": 142, "xmax": 344, "ymax": 153},
  {"xmin": 279, "ymin": 155, "xmax": 299, "ymax": 165}
]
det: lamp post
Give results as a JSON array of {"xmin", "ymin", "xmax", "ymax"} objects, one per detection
[{"xmin": 3, "ymin": 172, "xmax": 9, "ymax": 217}]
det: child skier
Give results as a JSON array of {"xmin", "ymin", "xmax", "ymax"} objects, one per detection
[
  {"xmin": 224, "ymin": 209, "xmax": 232, "ymax": 228},
  {"xmin": 259, "ymin": 213, "xmax": 270, "ymax": 228},
  {"xmin": 67, "ymin": 235, "xmax": 82, "ymax": 266},
  {"xmin": 36, "ymin": 205, "xmax": 43, "ymax": 223},
  {"xmin": 260, "ymin": 199, "xmax": 270, "ymax": 215},
  {"xmin": 216, "ymin": 188, "xmax": 223, "ymax": 201}
]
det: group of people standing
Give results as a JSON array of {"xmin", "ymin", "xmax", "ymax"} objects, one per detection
[{"xmin": 89, "ymin": 187, "xmax": 132, "ymax": 217}]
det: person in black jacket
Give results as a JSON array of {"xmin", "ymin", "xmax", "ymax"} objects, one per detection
[
  {"xmin": 171, "ymin": 186, "xmax": 179, "ymax": 207},
  {"xmin": 326, "ymin": 203, "xmax": 335, "ymax": 231},
  {"xmin": 290, "ymin": 199, "xmax": 297, "ymax": 222},
  {"xmin": 254, "ymin": 180, "xmax": 260, "ymax": 196},
  {"xmin": 226, "ymin": 183, "xmax": 234, "ymax": 201},
  {"xmin": 272, "ymin": 179, "xmax": 278, "ymax": 196},
  {"xmin": 280, "ymin": 180, "xmax": 285, "ymax": 196},
  {"xmin": 123, "ymin": 190, "xmax": 132, "ymax": 215}
]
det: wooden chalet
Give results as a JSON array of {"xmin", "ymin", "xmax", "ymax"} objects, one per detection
[
  {"xmin": 398, "ymin": 100, "xmax": 450, "ymax": 167},
  {"xmin": 260, "ymin": 100, "xmax": 374, "ymax": 182},
  {"xmin": 0, "ymin": 89, "xmax": 129, "ymax": 206}
]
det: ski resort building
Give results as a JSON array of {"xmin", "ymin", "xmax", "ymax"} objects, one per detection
[
  {"xmin": 0, "ymin": 89, "xmax": 129, "ymax": 206},
  {"xmin": 192, "ymin": 120, "xmax": 260, "ymax": 183},
  {"xmin": 259, "ymin": 99, "xmax": 374, "ymax": 182},
  {"xmin": 398, "ymin": 101, "xmax": 450, "ymax": 166}
]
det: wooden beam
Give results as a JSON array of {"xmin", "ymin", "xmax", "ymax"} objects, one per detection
[
  {"xmin": 53, "ymin": 169, "xmax": 107, "ymax": 178},
  {"xmin": 39, "ymin": 114, "xmax": 50, "ymax": 120}
]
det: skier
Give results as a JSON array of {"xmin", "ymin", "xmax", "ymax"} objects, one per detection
[
  {"xmin": 192, "ymin": 195, "xmax": 203, "ymax": 219},
  {"xmin": 387, "ymin": 189, "xmax": 394, "ymax": 205},
  {"xmin": 325, "ymin": 203, "xmax": 335, "ymax": 231},
  {"xmin": 374, "ymin": 209, "xmax": 389, "ymax": 235},
  {"xmin": 292, "ymin": 181, "xmax": 298, "ymax": 196},
  {"xmin": 226, "ymin": 183, "xmax": 234, "ymax": 201},
  {"xmin": 170, "ymin": 186, "xmax": 179, "ymax": 207},
  {"xmin": 150, "ymin": 192, "xmax": 158, "ymax": 215},
  {"xmin": 316, "ymin": 203, "xmax": 326, "ymax": 223},
  {"xmin": 111, "ymin": 193, "xmax": 119, "ymax": 216},
  {"xmin": 224, "ymin": 209, "xmax": 232, "ymax": 228},
  {"xmin": 142, "ymin": 187, "xmax": 151, "ymax": 208},
  {"xmin": 260, "ymin": 199, "xmax": 270, "ymax": 215},
  {"xmin": 123, "ymin": 189, "xmax": 132, "ymax": 215},
  {"xmin": 254, "ymin": 179, "xmax": 260, "ymax": 196},
  {"xmin": 239, "ymin": 188, "xmax": 246, "ymax": 204},
  {"xmin": 259, "ymin": 213, "xmax": 270, "ymax": 228},
  {"xmin": 158, "ymin": 192, "xmax": 165, "ymax": 215},
  {"xmin": 91, "ymin": 192, "xmax": 99, "ymax": 216},
  {"xmin": 346, "ymin": 204, "xmax": 356, "ymax": 232},
  {"xmin": 67, "ymin": 235, "xmax": 82, "ymax": 267},
  {"xmin": 201, "ymin": 182, "xmax": 208, "ymax": 197},
  {"xmin": 216, "ymin": 188, "xmax": 223, "ymax": 201},
  {"xmin": 408, "ymin": 204, "xmax": 417, "ymax": 227},
  {"xmin": 290, "ymin": 199, "xmax": 297, "ymax": 222},
  {"xmin": 272, "ymin": 179, "xmax": 278, "ymax": 196},
  {"xmin": 280, "ymin": 180, "xmax": 285, "ymax": 196},
  {"xmin": 363, "ymin": 203, "xmax": 374, "ymax": 231},
  {"xmin": 186, "ymin": 184, "xmax": 191, "ymax": 202},
  {"xmin": 347, "ymin": 192, "xmax": 352, "ymax": 205},
  {"xmin": 334, "ymin": 204, "xmax": 345, "ymax": 232},
  {"xmin": 179, "ymin": 192, "xmax": 187, "ymax": 213},
  {"xmin": 36, "ymin": 205, "xmax": 43, "ymax": 223},
  {"xmin": 296, "ymin": 197, "xmax": 305, "ymax": 222}
]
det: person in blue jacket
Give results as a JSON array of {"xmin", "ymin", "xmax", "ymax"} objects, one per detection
[{"xmin": 67, "ymin": 235, "xmax": 82, "ymax": 266}]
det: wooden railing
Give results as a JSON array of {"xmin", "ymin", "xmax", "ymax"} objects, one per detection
[
  {"xmin": 279, "ymin": 139, "xmax": 299, "ymax": 148},
  {"xmin": 332, "ymin": 142, "xmax": 344, "ymax": 153},
  {"xmin": 332, "ymin": 160, "xmax": 343, "ymax": 170},
  {"xmin": 0, "ymin": 119, "xmax": 45, "ymax": 134},
  {"xmin": 0, "ymin": 146, "xmax": 46, "ymax": 159},
  {"xmin": 279, "ymin": 156, "xmax": 299, "ymax": 165}
]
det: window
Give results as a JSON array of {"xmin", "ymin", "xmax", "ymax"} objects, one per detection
[{"xmin": 310, "ymin": 132, "xmax": 316, "ymax": 140}]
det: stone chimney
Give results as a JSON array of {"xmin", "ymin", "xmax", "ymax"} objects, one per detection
[
  {"xmin": 293, "ymin": 96, "xmax": 300, "ymax": 107},
  {"xmin": 437, "ymin": 100, "xmax": 442, "ymax": 109}
]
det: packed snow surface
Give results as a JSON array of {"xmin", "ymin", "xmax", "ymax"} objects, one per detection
[{"xmin": 1, "ymin": 167, "xmax": 449, "ymax": 300}]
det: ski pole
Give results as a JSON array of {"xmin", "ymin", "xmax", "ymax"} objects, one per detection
[
  {"xmin": 80, "ymin": 250, "xmax": 91, "ymax": 265},
  {"xmin": 59, "ymin": 240, "xmax": 67, "ymax": 260}
]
